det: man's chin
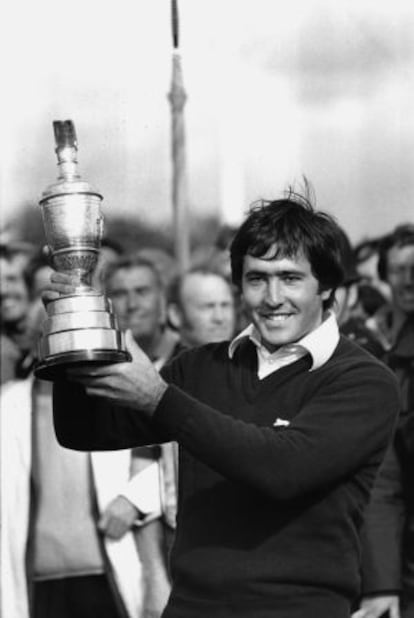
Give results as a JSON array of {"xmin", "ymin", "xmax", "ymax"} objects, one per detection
[
  {"xmin": 130, "ymin": 328, "xmax": 146, "ymax": 342},
  {"xmin": 260, "ymin": 320, "xmax": 291, "ymax": 336},
  {"xmin": 260, "ymin": 331, "xmax": 291, "ymax": 350},
  {"xmin": 209, "ymin": 330, "xmax": 232, "ymax": 342}
]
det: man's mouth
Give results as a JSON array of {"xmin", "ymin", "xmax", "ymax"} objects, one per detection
[
  {"xmin": 1, "ymin": 298, "xmax": 19, "ymax": 310},
  {"xmin": 260, "ymin": 313, "xmax": 293, "ymax": 323},
  {"xmin": 127, "ymin": 312, "xmax": 147, "ymax": 322},
  {"xmin": 399, "ymin": 291, "xmax": 414, "ymax": 303}
]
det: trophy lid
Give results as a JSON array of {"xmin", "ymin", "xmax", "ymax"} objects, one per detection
[{"xmin": 40, "ymin": 119, "xmax": 102, "ymax": 204}]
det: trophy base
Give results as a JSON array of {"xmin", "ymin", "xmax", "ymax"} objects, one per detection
[
  {"xmin": 34, "ymin": 349, "xmax": 132, "ymax": 381},
  {"xmin": 34, "ymin": 292, "xmax": 131, "ymax": 382}
]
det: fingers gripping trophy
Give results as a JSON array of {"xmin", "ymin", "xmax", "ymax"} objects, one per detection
[{"xmin": 34, "ymin": 120, "xmax": 131, "ymax": 380}]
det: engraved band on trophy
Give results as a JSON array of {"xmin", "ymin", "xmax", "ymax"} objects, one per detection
[{"xmin": 34, "ymin": 120, "xmax": 131, "ymax": 380}]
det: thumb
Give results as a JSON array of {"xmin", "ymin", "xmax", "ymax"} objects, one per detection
[{"xmin": 124, "ymin": 329, "xmax": 146, "ymax": 362}]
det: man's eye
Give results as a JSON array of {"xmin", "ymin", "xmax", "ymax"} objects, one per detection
[
  {"xmin": 247, "ymin": 276, "xmax": 264, "ymax": 285},
  {"xmin": 109, "ymin": 291, "xmax": 125, "ymax": 299}
]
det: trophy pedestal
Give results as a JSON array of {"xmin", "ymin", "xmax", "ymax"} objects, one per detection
[{"xmin": 34, "ymin": 293, "xmax": 131, "ymax": 381}]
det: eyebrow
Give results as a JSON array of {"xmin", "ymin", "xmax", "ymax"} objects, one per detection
[
  {"xmin": 109, "ymin": 284, "xmax": 152, "ymax": 293},
  {"xmin": 244, "ymin": 267, "xmax": 305, "ymax": 277}
]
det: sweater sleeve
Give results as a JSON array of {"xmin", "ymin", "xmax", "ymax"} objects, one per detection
[
  {"xmin": 53, "ymin": 380, "xmax": 171, "ymax": 451},
  {"xmin": 360, "ymin": 444, "xmax": 405, "ymax": 595},
  {"xmin": 152, "ymin": 361, "xmax": 400, "ymax": 501}
]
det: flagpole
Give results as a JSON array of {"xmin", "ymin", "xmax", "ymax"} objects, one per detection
[{"xmin": 168, "ymin": 0, "xmax": 190, "ymax": 274}]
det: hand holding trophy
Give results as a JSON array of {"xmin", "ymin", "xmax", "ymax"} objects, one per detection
[{"xmin": 34, "ymin": 120, "xmax": 131, "ymax": 380}]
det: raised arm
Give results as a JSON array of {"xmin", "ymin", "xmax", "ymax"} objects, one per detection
[
  {"xmin": 154, "ymin": 355, "xmax": 400, "ymax": 501},
  {"xmin": 53, "ymin": 379, "xmax": 169, "ymax": 451},
  {"xmin": 54, "ymin": 332, "xmax": 399, "ymax": 501}
]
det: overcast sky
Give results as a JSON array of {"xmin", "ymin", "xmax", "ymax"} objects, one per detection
[{"xmin": 1, "ymin": 0, "xmax": 414, "ymax": 243}]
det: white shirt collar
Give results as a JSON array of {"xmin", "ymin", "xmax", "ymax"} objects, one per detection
[{"xmin": 228, "ymin": 311, "xmax": 339, "ymax": 371}]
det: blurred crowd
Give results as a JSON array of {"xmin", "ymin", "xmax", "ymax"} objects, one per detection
[{"xmin": 1, "ymin": 214, "xmax": 414, "ymax": 618}]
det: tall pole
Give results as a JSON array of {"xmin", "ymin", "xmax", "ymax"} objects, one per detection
[{"xmin": 168, "ymin": 0, "xmax": 190, "ymax": 274}]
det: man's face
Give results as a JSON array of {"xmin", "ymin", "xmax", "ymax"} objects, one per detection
[
  {"xmin": 0, "ymin": 257, "xmax": 30, "ymax": 328},
  {"xmin": 386, "ymin": 244, "xmax": 414, "ymax": 315},
  {"xmin": 92, "ymin": 246, "xmax": 120, "ymax": 290},
  {"xmin": 106, "ymin": 266, "xmax": 166, "ymax": 343},
  {"xmin": 357, "ymin": 252, "xmax": 391, "ymax": 302},
  {"xmin": 175, "ymin": 273, "xmax": 235, "ymax": 346},
  {"xmin": 241, "ymin": 247, "xmax": 330, "ymax": 352}
]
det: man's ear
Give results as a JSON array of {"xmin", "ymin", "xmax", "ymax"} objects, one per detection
[
  {"xmin": 159, "ymin": 295, "xmax": 168, "ymax": 326},
  {"xmin": 320, "ymin": 288, "xmax": 332, "ymax": 302},
  {"xmin": 346, "ymin": 283, "xmax": 359, "ymax": 309},
  {"xmin": 167, "ymin": 303, "xmax": 183, "ymax": 330}
]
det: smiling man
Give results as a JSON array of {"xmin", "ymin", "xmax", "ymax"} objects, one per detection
[
  {"xmin": 104, "ymin": 255, "xmax": 178, "ymax": 362},
  {"xmin": 49, "ymin": 194, "xmax": 400, "ymax": 618},
  {"xmin": 242, "ymin": 250, "xmax": 330, "ymax": 348}
]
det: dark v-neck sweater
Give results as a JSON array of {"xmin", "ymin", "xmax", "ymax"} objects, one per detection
[{"xmin": 53, "ymin": 336, "xmax": 400, "ymax": 617}]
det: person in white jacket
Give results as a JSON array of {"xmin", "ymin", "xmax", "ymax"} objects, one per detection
[
  {"xmin": 0, "ymin": 374, "xmax": 163, "ymax": 618},
  {"xmin": 0, "ymin": 249, "xmax": 170, "ymax": 618}
]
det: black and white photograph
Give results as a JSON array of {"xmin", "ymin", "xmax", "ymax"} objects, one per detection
[{"xmin": 1, "ymin": 1, "xmax": 414, "ymax": 617}]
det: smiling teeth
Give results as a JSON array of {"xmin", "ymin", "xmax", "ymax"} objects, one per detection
[{"xmin": 266, "ymin": 314, "xmax": 290, "ymax": 321}]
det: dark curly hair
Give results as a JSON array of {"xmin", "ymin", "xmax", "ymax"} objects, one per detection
[
  {"xmin": 377, "ymin": 224, "xmax": 414, "ymax": 281},
  {"xmin": 230, "ymin": 191, "xmax": 345, "ymax": 310}
]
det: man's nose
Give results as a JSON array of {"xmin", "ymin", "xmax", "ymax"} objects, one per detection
[
  {"xmin": 265, "ymin": 279, "xmax": 283, "ymax": 305},
  {"xmin": 126, "ymin": 291, "xmax": 140, "ymax": 309},
  {"xmin": 1, "ymin": 281, "xmax": 12, "ymax": 296},
  {"xmin": 399, "ymin": 265, "xmax": 414, "ymax": 286},
  {"xmin": 211, "ymin": 305, "xmax": 225, "ymax": 322}
]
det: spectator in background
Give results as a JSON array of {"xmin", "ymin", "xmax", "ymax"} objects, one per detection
[
  {"xmin": 334, "ymin": 228, "xmax": 386, "ymax": 360},
  {"xmin": 24, "ymin": 249, "xmax": 54, "ymax": 300},
  {"xmin": 104, "ymin": 254, "xmax": 180, "ymax": 364},
  {"xmin": 190, "ymin": 225, "xmax": 247, "ymax": 333},
  {"xmin": 354, "ymin": 237, "xmax": 391, "ymax": 315},
  {"xmin": 189, "ymin": 224, "xmax": 239, "ymax": 284},
  {"xmin": 18, "ymin": 249, "xmax": 55, "ymax": 376},
  {"xmin": 354, "ymin": 238, "xmax": 382, "ymax": 285},
  {"xmin": 167, "ymin": 267, "xmax": 236, "ymax": 348},
  {"xmin": 133, "ymin": 248, "xmax": 178, "ymax": 291},
  {"xmin": 104, "ymin": 253, "xmax": 184, "ymax": 615},
  {"xmin": 354, "ymin": 224, "xmax": 414, "ymax": 618},
  {"xmin": 0, "ymin": 243, "xmax": 34, "ymax": 384},
  {"xmin": 1, "ymin": 250, "xmax": 167, "ymax": 618},
  {"xmin": 92, "ymin": 237, "xmax": 124, "ymax": 291},
  {"xmin": 210, "ymin": 224, "xmax": 238, "ymax": 282}
]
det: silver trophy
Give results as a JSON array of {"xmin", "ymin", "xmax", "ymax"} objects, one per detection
[{"xmin": 34, "ymin": 120, "xmax": 131, "ymax": 380}]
